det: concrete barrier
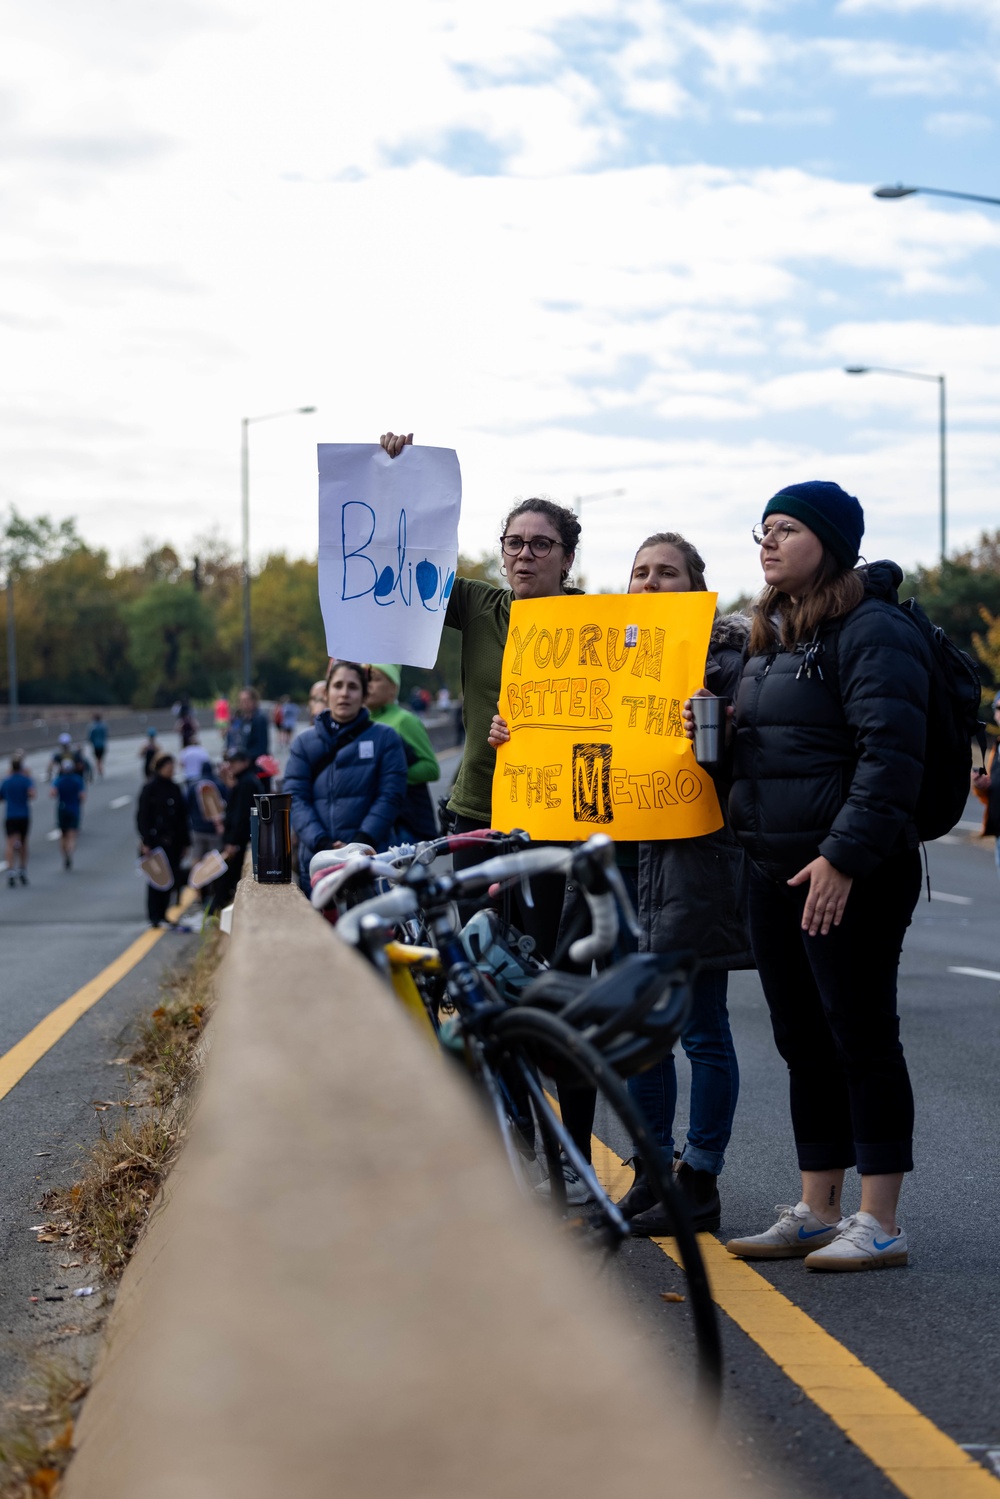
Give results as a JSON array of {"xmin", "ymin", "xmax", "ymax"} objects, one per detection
[{"xmin": 63, "ymin": 875, "xmax": 767, "ymax": 1499}]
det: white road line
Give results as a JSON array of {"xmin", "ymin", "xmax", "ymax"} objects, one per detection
[
  {"xmin": 949, "ymin": 966, "xmax": 1000, "ymax": 982},
  {"xmin": 932, "ymin": 834, "xmax": 962, "ymax": 845},
  {"xmin": 46, "ymin": 829, "xmax": 61, "ymax": 842},
  {"xmin": 929, "ymin": 891, "xmax": 973, "ymax": 905},
  {"xmin": 109, "ymin": 795, "xmax": 132, "ymax": 809},
  {"xmin": 953, "ymin": 819, "xmax": 984, "ymax": 831}
]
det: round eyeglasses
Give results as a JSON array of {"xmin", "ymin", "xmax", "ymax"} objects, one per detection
[
  {"xmin": 500, "ymin": 533, "xmax": 563, "ymax": 558},
  {"xmin": 752, "ymin": 520, "xmax": 797, "ymax": 546}
]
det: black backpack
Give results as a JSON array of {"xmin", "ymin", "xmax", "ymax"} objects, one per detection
[{"xmin": 897, "ymin": 596, "xmax": 987, "ymax": 841}]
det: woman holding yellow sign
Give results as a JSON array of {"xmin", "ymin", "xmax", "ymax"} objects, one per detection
[{"xmin": 489, "ymin": 532, "xmax": 751, "ymax": 1232}]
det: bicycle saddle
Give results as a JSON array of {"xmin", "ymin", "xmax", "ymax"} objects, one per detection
[{"xmin": 519, "ymin": 951, "xmax": 697, "ymax": 1078}]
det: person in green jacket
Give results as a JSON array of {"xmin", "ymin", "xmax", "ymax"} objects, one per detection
[{"xmin": 366, "ymin": 664, "xmax": 441, "ymax": 841}]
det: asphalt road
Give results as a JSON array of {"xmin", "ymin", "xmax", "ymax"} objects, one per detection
[
  {"xmin": 1, "ymin": 728, "xmax": 997, "ymax": 1495},
  {"xmin": 602, "ymin": 805, "xmax": 1000, "ymax": 1495},
  {"xmin": 0, "ymin": 729, "xmax": 216, "ymax": 1399}
]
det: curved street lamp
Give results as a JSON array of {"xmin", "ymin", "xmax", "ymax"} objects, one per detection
[
  {"xmin": 873, "ymin": 183, "xmax": 1000, "ymax": 208},
  {"xmin": 241, "ymin": 406, "xmax": 316, "ymax": 686},
  {"xmin": 844, "ymin": 367, "xmax": 947, "ymax": 563}
]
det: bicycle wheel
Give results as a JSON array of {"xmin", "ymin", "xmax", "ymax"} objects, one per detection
[{"xmin": 485, "ymin": 1005, "xmax": 722, "ymax": 1413}]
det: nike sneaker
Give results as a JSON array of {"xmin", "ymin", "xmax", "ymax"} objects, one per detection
[
  {"xmin": 725, "ymin": 1201, "xmax": 841, "ymax": 1259},
  {"xmin": 804, "ymin": 1212, "xmax": 908, "ymax": 1271}
]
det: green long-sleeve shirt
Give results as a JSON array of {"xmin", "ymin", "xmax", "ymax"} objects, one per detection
[
  {"xmin": 444, "ymin": 576, "xmax": 582, "ymax": 823},
  {"xmin": 368, "ymin": 702, "xmax": 440, "ymax": 785}
]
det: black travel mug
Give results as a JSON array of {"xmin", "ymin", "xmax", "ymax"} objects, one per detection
[{"xmin": 253, "ymin": 793, "xmax": 293, "ymax": 884}]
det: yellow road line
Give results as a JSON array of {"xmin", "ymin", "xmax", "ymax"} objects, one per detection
[
  {"xmin": 0, "ymin": 928, "xmax": 164, "ymax": 1103},
  {"xmin": 595, "ymin": 1150, "xmax": 999, "ymax": 1498}
]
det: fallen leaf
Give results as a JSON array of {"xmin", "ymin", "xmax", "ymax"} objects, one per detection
[
  {"xmin": 659, "ymin": 1291, "xmax": 686, "ymax": 1303},
  {"xmin": 26, "ymin": 1466, "xmax": 61, "ymax": 1495},
  {"xmin": 90, "ymin": 1103, "xmax": 110, "ymax": 1112},
  {"xmin": 59, "ymin": 1262, "xmax": 83, "ymax": 1270},
  {"xmin": 57, "ymin": 1325, "xmax": 83, "ymax": 1336}
]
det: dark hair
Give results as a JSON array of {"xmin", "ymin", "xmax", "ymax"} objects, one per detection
[
  {"xmin": 11, "ymin": 754, "xmax": 23, "ymax": 772},
  {"xmin": 748, "ymin": 548, "xmax": 865, "ymax": 655},
  {"xmin": 501, "ymin": 498, "xmax": 581, "ymax": 582},
  {"xmin": 325, "ymin": 660, "xmax": 370, "ymax": 694},
  {"xmin": 240, "ymin": 685, "xmax": 260, "ymax": 703},
  {"xmin": 632, "ymin": 532, "xmax": 707, "ymax": 592},
  {"xmin": 152, "ymin": 752, "xmax": 175, "ymax": 773}
]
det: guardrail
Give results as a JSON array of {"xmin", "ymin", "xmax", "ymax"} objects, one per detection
[{"xmin": 62, "ymin": 874, "xmax": 757, "ymax": 1499}]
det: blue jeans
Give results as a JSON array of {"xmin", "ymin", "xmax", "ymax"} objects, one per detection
[{"xmin": 626, "ymin": 968, "xmax": 739, "ymax": 1176}]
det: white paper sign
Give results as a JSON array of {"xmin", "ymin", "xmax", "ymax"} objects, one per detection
[{"xmin": 318, "ymin": 443, "xmax": 461, "ymax": 669}]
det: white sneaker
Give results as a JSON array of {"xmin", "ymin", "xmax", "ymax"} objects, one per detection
[
  {"xmin": 534, "ymin": 1159, "xmax": 595, "ymax": 1207},
  {"xmin": 804, "ymin": 1212, "xmax": 908, "ymax": 1272},
  {"xmin": 726, "ymin": 1201, "xmax": 841, "ymax": 1259}
]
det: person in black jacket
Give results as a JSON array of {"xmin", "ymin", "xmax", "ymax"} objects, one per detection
[
  {"xmin": 691, "ymin": 481, "xmax": 930, "ymax": 1272},
  {"xmin": 136, "ymin": 752, "xmax": 190, "ymax": 927},
  {"xmin": 206, "ymin": 748, "xmax": 264, "ymax": 913}
]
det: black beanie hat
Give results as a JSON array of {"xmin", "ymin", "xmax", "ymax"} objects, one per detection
[{"xmin": 762, "ymin": 481, "xmax": 864, "ymax": 569}]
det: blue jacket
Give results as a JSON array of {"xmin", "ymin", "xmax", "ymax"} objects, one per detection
[{"xmin": 283, "ymin": 708, "xmax": 407, "ymax": 864}]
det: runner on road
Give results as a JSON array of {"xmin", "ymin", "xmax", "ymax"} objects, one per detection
[
  {"xmin": 88, "ymin": 713, "xmax": 108, "ymax": 778},
  {"xmin": 52, "ymin": 758, "xmax": 86, "ymax": 871},
  {"xmin": 1, "ymin": 754, "xmax": 35, "ymax": 887}
]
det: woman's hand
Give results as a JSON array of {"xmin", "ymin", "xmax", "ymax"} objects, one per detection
[
  {"xmin": 971, "ymin": 768, "xmax": 989, "ymax": 790},
  {"xmin": 380, "ymin": 431, "xmax": 413, "ymax": 458},
  {"xmin": 488, "ymin": 712, "xmax": 510, "ymax": 749},
  {"xmin": 140, "ymin": 844, "xmax": 151, "ymax": 856},
  {"xmin": 681, "ymin": 688, "xmax": 734, "ymax": 744},
  {"xmin": 787, "ymin": 856, "xmax": 853, "ymax": 937}
]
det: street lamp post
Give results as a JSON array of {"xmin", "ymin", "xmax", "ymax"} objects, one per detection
[
  {"xmin": 874, "ymin": 183, "xmax": 1000, "ymax": 208},
  {"xmin": 4, "ymin": 561, "xmax": 17, "ymax": 729},
  {"xmin": 844, "ymin": 366, "xmax": 947, "ymax": 562},
  {"xmin": 240, "ymin": 405, "xmax": 316, "ymax": 687}
]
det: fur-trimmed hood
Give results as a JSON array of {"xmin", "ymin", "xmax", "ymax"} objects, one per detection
[{"xmin": 711, "ymin": 612, "xmax": 751, "ymax": 653}]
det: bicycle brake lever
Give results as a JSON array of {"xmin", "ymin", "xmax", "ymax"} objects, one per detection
[{"xmin": 519, "ymin": 871, "xmax": 535, "ymax": 909}]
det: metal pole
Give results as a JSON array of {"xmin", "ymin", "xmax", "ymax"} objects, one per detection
[
  {"xmin": 939, "ymin": 376, "xmax": 947, "ymax": 564},
  {"xmin": 5, "ymin": 567, "xmax": 17, "ymax": 727},
  {"xmin": 241, "ymin": 417, "xmax": 251, "ymax": 687}
]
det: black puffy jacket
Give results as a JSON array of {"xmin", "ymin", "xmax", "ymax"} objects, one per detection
[
  {"xmin": 729, "ymin": 561, "xmax": 931, "ymax": 882},
  {"xmin": 637, "ymin": 615, "xmax": 754, "ymax": 970}
]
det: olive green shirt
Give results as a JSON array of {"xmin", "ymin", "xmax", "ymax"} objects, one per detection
[{"xmin": 445, "ymin": 577, "xmax": 582, "ymax": 823}]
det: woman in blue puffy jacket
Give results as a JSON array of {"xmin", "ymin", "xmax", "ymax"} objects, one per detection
[{"xmin": 284, "ymin": 661, "xmax": 407, "ymax": 891}]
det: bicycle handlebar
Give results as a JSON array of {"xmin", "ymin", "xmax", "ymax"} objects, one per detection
[{"xmin": 335, "ymin": 885, "xmax": 420, "ymax": 945}]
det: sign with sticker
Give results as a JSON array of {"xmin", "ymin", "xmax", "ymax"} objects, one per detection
[
  {"xmin": 318, "ymin": 443, "xmax": 461, "ymax": 668},
  {"xmin": 491, "ymin": 592, "xmax": 723, "ymax": 841}
]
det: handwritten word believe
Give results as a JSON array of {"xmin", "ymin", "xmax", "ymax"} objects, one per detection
[{"xmin": 341, "ymin": 502, "xmax": 455, "ymax": 611}]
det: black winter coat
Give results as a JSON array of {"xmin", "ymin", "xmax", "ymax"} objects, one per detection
[
  {"xmin": 137, "ymin": 776, "xmax": 190, "ymax": 855},
  {"xmin": 729, "ymin": 561, "xmax": 931, "ymax": 882},
  {"xmin": 637, "ymin": 615, "xmax": 754, "ymax": 970}
]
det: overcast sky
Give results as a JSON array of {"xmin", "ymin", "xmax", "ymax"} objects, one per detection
[{"xmin": 2, "ymin": 0, "xmax": 999, "ymax": 602}]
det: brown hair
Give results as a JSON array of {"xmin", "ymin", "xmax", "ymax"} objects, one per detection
[
  {"xmin": 501, "ymin": 498, "xmax": 581, "ymax": 583},
  {"xmin": 632, "ymin": 532, "xmax": 707, "ymax": 592},
  {"xmin": 748, "ymin": 548, "xmax": 865, "ymax": 656},
  {"xmin": 325, "ymin": 660, "xmax": 370, "ymax": 694}
]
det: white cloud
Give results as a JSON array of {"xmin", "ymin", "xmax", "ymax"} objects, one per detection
[{"xmin": 925, "ymin": 110, "xmax": 994, "ymax": 136}]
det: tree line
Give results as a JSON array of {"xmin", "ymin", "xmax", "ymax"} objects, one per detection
[{"xmin": 1, "ymin": 510, "xmax": 997, "ymax": 707}]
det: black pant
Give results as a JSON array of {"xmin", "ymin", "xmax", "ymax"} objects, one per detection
[
  {"xmin": 748, "ymin": 851, "xmax": 921, "ymax": 1176},
  {"xmin": 148, "ymin": 851, "xmax": 184, "ymax": 926}
]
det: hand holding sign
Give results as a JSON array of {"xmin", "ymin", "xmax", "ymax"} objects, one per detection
[
  {"xmin": 491, "ymin": 592, "xmax": 723, "ymax": 841},
  {"xmin": 318, "ymin": 441, "xmax": 461, "ymax": 669}
]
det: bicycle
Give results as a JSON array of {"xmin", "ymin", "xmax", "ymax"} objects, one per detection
[{"xmin": 316, "ymin": 832, "xmax": 723, "ymax": 1409}]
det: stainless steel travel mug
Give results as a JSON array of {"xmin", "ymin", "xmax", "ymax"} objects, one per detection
[{"xmin": 691, "ymin": 696, "xmax": 730, "ymax": 766}]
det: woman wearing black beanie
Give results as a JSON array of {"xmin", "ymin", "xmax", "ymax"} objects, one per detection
[{"xmin": 692, "ymin": 480, "xmax": 931, "ymax": 1271}]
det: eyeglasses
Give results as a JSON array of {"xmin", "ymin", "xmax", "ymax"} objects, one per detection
[
  {"xmin": 752, "ymin": 520, "xmax": 798, "ymax": 546},
  {"xmin": 500, "ymin": 533, "xmax": 563, "ymax": 558}
]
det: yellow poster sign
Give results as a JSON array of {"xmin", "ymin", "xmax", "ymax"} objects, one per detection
[{"xmin": 491, "ymin": 593, "xmax": 723, "ymax": 842}]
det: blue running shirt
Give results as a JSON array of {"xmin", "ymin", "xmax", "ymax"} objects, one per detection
[{"xmin": 0, "ymin": 772, "xmax": 33, "ymax": 819}]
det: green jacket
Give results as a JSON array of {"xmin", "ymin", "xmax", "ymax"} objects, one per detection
[
  {"xmin": 368, "ymin": 702, "xmax": 439, "ymax": 785},
  {"xmin": 444, "ymin": 577, "xmax": 582, "ymax": 823}
]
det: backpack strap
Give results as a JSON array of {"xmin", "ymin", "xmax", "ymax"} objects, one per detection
[{"xmin": 309, "ymin": 716, "xmax": 373, "ymax": 784}]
